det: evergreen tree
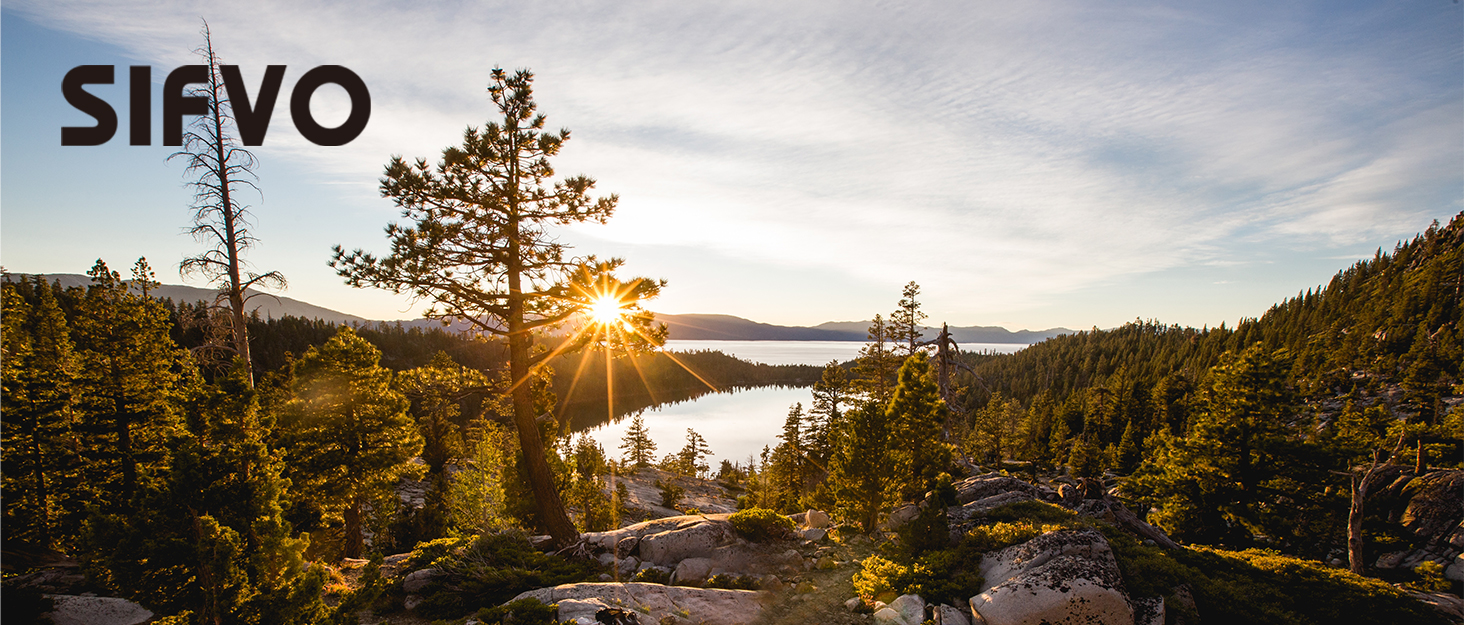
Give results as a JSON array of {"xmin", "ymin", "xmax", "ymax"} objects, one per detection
[
  {"xmin": 890, "ymin": 281, "xmax": 927, "ymax": 358},
  {"xmin": 1, "ymin": 279, "xmax": 79, "ymax": 550},
  {"xmin": 394, "ymin": 351, "xmax": 490, "ymax": 541},
  {"xmin": 72, "ymin": 260, "xmax": 188, "ymax": 514},
  {"xmin": 676, "ymin": 428, "xmax": 713, "ymax": 478},
  {"xmin": 332, "ymin": 68, "xmax": 664, "ymax": 546},
  {"xmin": 620, "ymin": 414, "xmax": 657, "ymax": 468},
  {"xmin": 854, "ymin": 315, "xmax": 900, "ymax": 407},
  {"xmin": 829, "ymin": 402, "xmax": 893, "ymax": 533},
  {"xmin": 807, "ymin": 360, "xmax": 850, "ymax": 462},
  {"xmin": 887, "ymin": 353, "xmax": 954, "ymax": 498},
  {"xmin": 279, "ymin": 327, "xmax": 421, "ymax": 559},
  {"xmin": 87, "ymin": 362, "xmax": 326, "ymax": 625}
]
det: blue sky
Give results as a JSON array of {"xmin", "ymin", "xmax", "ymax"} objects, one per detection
[{"xmin": 3, "ymin": 1, "xmax": 1460, "ymax": 330}]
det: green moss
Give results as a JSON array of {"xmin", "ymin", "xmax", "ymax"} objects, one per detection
[{"xmin": 729, "ymin": 507, "xmax": 795, "ymax": 541}]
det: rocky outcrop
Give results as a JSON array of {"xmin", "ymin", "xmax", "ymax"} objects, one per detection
[
  {"xmin": 46, "ymin": 595, "xmax": 153, "ymax": 625},
  {"xmin": 511, "ymin": 581, "xmax": 767, "ymax": 625},
  {"xmin": 969, "ymin": 528, "xmax": 1134, "ymax": 625}
]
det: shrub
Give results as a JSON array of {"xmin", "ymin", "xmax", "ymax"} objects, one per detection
[
  {"xmin": 729, "ymin": 507, "xmax": 795, "ymax": 541},
  {"xmin": 633, "ymin": 566, "xmax": 671, "ymax": 585},
  {"xmin": 413, "ymin": 532, "xmax": 601, "ymax": 620},
  {"xmin": 1414, "ymin": 560, "xmax": 1452, "ymax": 594},
  {"xmin": 962, "ymin": 521, "xmax": 1071, "ymax": 553},
  {"xmin": 852, "ymin": 555, "xmax": 926, "ymax": 602},
  {"xmin": 704, "ymin": 574, "xmax": 760, "ymax": 590},
  {"xmin": 472, "ymin": 598, "xmax": 559, "ymax": 625}
]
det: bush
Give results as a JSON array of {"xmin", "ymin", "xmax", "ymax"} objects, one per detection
[
  {"xmin": 632, "ymin": 566, "xmax": 671, "ymax": 585},
  {"xmin": 1413, "ymin": 560, "xmax": 1452, "ymax": 593},
  {"xmin": 980, "ymin": 500, "xmax": 1076, "ymax": 525},
  {"xmin": 704, "ymin": 574, "xmax": 760, "ymax": 590},
  {"xmin": 852, "ymin": 555, "xmax": 925, "ymax": 602},
  {"xmin": 962, "ymin": 521, "xmax": 1071, "ymax": 553},
  {"xmin": 729, "ymin": 507, "xmax": 794, "ymax": 541}
]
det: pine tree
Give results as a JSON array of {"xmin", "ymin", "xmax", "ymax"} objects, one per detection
[
  {"xmin": 620, "ymin": 414, "xmax": 657, "ymax": 468},
  {"xmin": 1, "ymin": 279, "xmax": 80, "ymax": 550},
  {"xmin": 332, "ymin": 68, "xmax": 663, "ymax": 546},
  {"xmin": 887, "ymin": 353, "xmax": 954, "ymax": 498},
  {"xmin": 72, "ymin": 259, "xmax": 188, "ymax": 514},
  {"xmin": 87, "ymin": 362, "xmax": 326, "ymax": 625},
  {"xmin": 279, "ymin": 327, "xmax": 421, "ymax": 559},
  {"xmin": 890, "ymin": 281, "xmax": 927, "ymax": 358},
  {"xmin": 394, "ymin": 351, "xmax": 490, "ymax": 541},
  {"xmin": 173, "ymin": 23, "xmax": 284, "ymax": 383},
  {"xmin": 855, "ymin": 315, "xmax": 900, "ymax": 406},
  {"xmin": 828, "ymin": 402, "xmax": 893, "ymax": 533},
  {"xmin": 676, "ymin": 428, "xmax": 713, "ymax": 478},
  {"xmin": 807, "ymin": 361, "xmax": 850, "ymax": 462}
]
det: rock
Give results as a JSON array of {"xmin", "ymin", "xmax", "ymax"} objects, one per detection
[
  {"xmin": 935, "ymin": 604, "xmax": 970, "ymax": 625},
  {"xmin": 673, "ymin": 557, "xmax": 715, "ymax": 585},
  {"xmin": 817, "ymin": 556, "xmax": 839, "ymax": 570},
  {"xmin": 638, "ymin": 519, "xmax": 738, "ymax": 565},
  {"xmin": 800, "ymin": 527, "xmax": 828, "ymax": 542},
  {"xmin": 512, "ymin": 582, "xmax": 766, "ymax": 625},
  {"xmin": 954, "ymin": 491, "xmax": 1036, "ymax": 519},
  {"xmin": 761, "ymin": 575, "xmax": 785, "ymax": 592},
  {"xmin": 796, "ymin": 580, "xmax": 817, "ymax": 594},
  {"xmin": 1446, "ymin": 554, "xmax": 1464, "ymax": 583},
  {"xmin": 403, "ymin": 594, "xmax": 423, "ymax": 611},
  {"xmin": 557, "ymin": 597, "xmax": 613, "ymax": 624},
  {"xmin": 1057, "ymin": 484, "xmax": 1081, "ymax": 507},
  {"xmin": 1375, "ymin": 551, "xmax": 1408, "ymax": 569},
  {"xmin": 953, "ymin": 474, "xmax": 1048, "ymax": 505},
  {"xmin": 1132, "ymin": 596, "xmax": 1165, "ymax": 625},
  {"xmin": 46, "ymin": 595, "xmax": 153, "ymax": 625},
  {"xmin": 617, "ymin": 556, "xmax": 641, "ymax": 577},
  {"xmin": 402, "ymin": 567, "xmax": 442, "ymax": 593},
  {"xmin": 804, "ymin": 510, "xmax": 832, "ymax": 529},
  {"xmin": 889, "ymin": 593, "xmax": 925, "ymax": 625},
  {"xmin": 1408, "ymin": 589, "xmax": 1464, "ymax": 623},
  {"xmin": 599, "ymin": 573, "xmax": 613, "ymax": 582},
  {"xmin": 887, "ymin": 504, "xmax": 921, "ymax": 529},
  {"xmin": 969, "ymin": 528, "xmax": 1133, "ymax": 625},
  {"xmin": 1402, "ymin": 471, "xmax": 1464, "ymax": 543},
  {"xmin": 873, "ymin": 607, "xmax": 909, "ymax": 625},
  {"xmin": 846, "ymin": 597, "xmax": 864, "ymax": 612},
  {"xmin": 599, "ymin": 552, "xmax": 618, "ymax": 567}
]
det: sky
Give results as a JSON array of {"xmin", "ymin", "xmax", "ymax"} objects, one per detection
[{"xmin": 3, "ymin": 1, "xmax": 1460, "ymax": 331}]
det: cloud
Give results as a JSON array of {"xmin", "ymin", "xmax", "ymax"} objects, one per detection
[{"xmin": 6, "ymin": 0, "xmax": 1460, "ymax": 325}]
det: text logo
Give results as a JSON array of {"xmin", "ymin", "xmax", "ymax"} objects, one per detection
[{"xmin": 62, "ymin": 65, "xmax": 371, "ymax": 146}]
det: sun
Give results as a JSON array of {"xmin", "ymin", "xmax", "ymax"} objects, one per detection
[{"xmin": 586, "ymin": 295, "xmax": 626, "ymax": 326}]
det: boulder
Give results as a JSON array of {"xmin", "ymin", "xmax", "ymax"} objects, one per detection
[
  {"xmin": 798, "ymin": 509, "xmax": 832, "ymax": 529},
  {"xmin": 511, "ymin": 582, "xmax": 767, "ymax": 625},
  {"xmin": 556, "ymin": 597, "xmax": 612, "ymax": 625},
  {"xmin": 969, "ymin": 528, "xmax": 1133, "ymax": 625},
  {"xmin": 874, "ymin": 607, "xmax": 909, "ymax": 625},
  {"xmin": 800, "ymin": 527, "xmax": 828, "ymax": 542},
  {"xmin": 1446, "ymin": 554, "xmax": 1464, "ymax": 583},
  {"xmin": 586, "ymin": 515, "xmax": 738, "ymax": 566},
  {"xmin": 673, "ymin": 557, "xmax": 715, "ymax": 585},
  {"xmin": 46, "ymin": 595, "xmax": 153, "ymax": 625},
  {"xmin": 935, "ymin": 603, "xmax": 971, "ymax": 625},
  {"xmin": 1132, "ymin": 596, "xmax": 1165, "ymax": 625},
  {"xmin": 1401, "ymin": 471, "xmax": 1464, "ymax": 543},
  {"xmin": 402, "ymin": 567, "xmax": 442, "ymax": 593},
  {"xmin": 889, "ymin": 593, "xmax": 926, "ymax": 624}
]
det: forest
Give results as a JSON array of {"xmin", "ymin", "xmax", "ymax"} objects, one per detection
[{"xmin": 3, "ymin": 29, "xmax": 1460, "ymax": 623}]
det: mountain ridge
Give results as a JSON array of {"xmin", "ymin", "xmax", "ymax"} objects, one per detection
[{"xmin": 3, "ymin": 273, "xmax": 1069, "ymax": 344}]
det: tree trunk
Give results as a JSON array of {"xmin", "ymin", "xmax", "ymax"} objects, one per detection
[
  {"xmin": 344, "ymin": 497, "xmax": 364, "ymax": 559},
  {"xmin": 1348, "ymin": 470, "xmax": 1368, "ymax": 574}
]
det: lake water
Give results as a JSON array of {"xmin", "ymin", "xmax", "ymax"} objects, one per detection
[{"xmin": 577, "ymin": 339, "xmax": 1028, "ymax": 469}]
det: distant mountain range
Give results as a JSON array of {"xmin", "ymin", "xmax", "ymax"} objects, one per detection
[
  {"xmin": 6, "ymin": 273, "xmax": 1071, "ymax": 344},
  {"xmin": 656, "ymin": 313, "xmax": 1071, "ymax": 344}
]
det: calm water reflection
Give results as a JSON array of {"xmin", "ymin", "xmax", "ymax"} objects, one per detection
[{"xmin": 566, "ymin": 340, "xmax": 1028, "ymax": 469}]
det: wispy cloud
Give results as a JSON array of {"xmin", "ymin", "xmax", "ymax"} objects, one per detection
[{"xmin": 5, "ymin": 0, "xmax": 1459, "ymax": 326}]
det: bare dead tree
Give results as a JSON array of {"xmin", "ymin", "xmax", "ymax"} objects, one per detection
[{"xmin": 173, "ymin": 21, "xmax": 284, "ymax": 386}]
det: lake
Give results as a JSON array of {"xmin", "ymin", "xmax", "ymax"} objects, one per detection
[{"xmin": 574, "ymin": 339, "xmax": 1028, "ymax": 469}]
